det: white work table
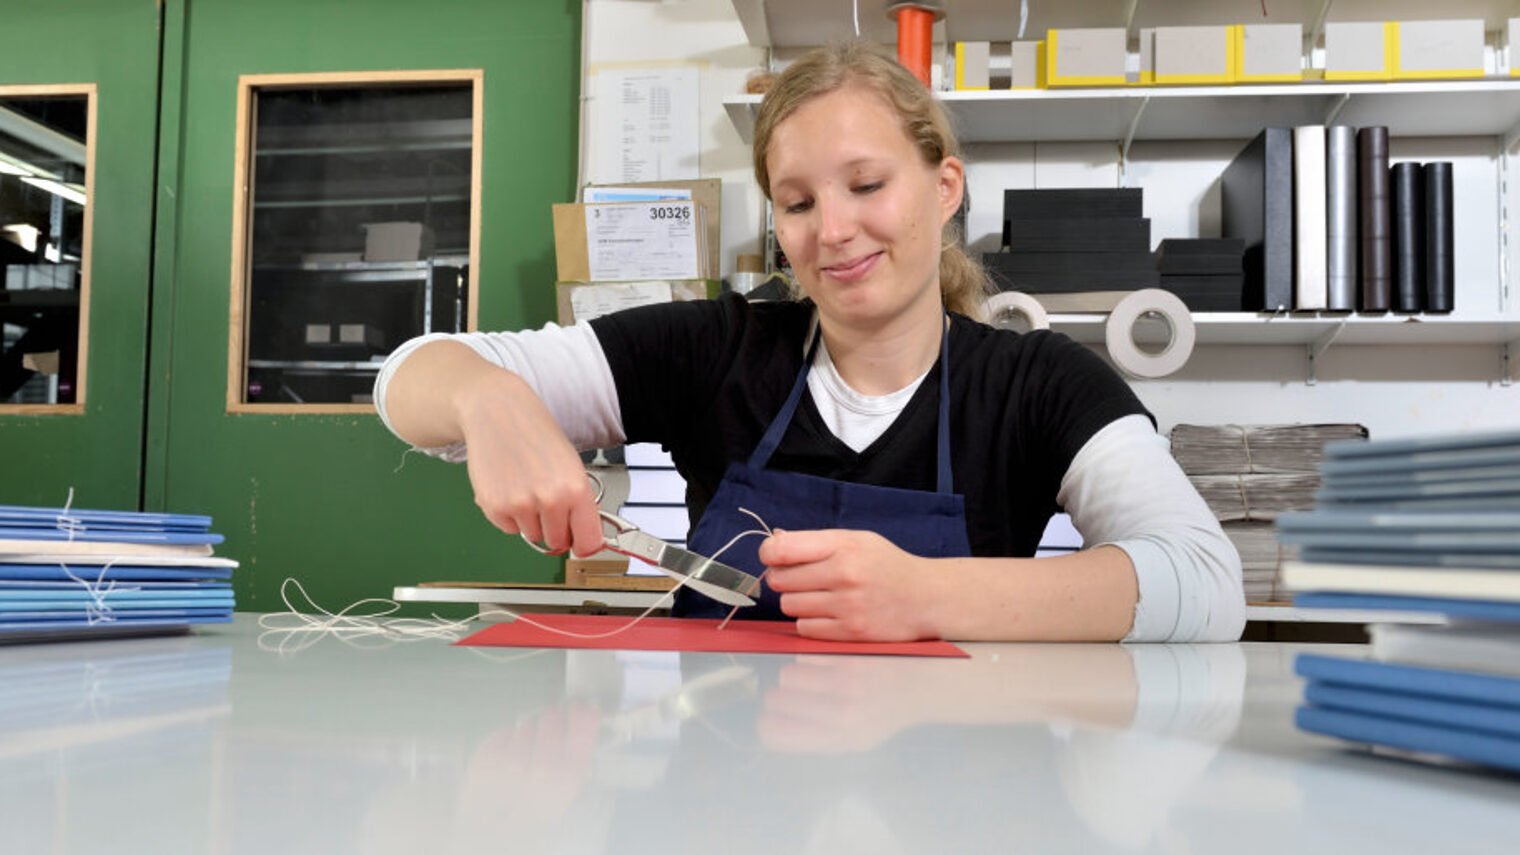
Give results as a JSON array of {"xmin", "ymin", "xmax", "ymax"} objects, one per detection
[{"xmin": 1, "ymin": 614, "xmax": 1516, "ymax": 854}]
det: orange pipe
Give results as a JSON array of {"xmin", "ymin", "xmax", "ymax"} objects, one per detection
[{"xmin": 893, "ymin": 6, "xmax": 934, "ymax": 88}]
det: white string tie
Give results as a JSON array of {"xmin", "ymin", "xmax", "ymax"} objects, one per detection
[
  {"xmin": 56, "ymin": 486, "xmax": 85, "ymax": 541},
  {"xmin": 257, "ymin": 508, "xmax": 778, "ymax": 651}
]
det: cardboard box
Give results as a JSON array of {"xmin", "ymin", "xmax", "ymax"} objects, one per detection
[
  {"xmin": 1009, "ymin": 41, "xmax": 1046, "ymax": 88},
  {"xmin": 1512, "ymin": 18, "xmax": 1520, "ymax": 76},
  {"xmin": 1046, "ymin": 28, "xmax": 1128, "ymax": 86},
  {"xmin": 581, "ymin": 178, "xmax": 721, "ymax": 278},
  {"xmin": 955, "ymin": 41, "xmax": 991, "ymax": 89},
  {"xmin": 1154, "ymin": 25, "xmax": 1234, "ymax": 84},
  {"xmin": 1325, "ymin": 21, "xmax": 1394, "ymax": 81},
  {"xmin": 361, "ymin": 222, "xmax": 434, "ymax": 262},
  {"xmin": 553, "ymin": 200, "xmax": 706, "ymax": 282},
  {"xmin": 555, "ymin": 279, "xmax": 718, "ymax": 326},
  {"xmin": 1234, "ymin": 23, "xmax": 1303, "ymax": 82},
  {"xmin": 1137, "ymin": 28, "xmax": 1156, "ymax": 84},
  {"xmin": 1394, "ymin": 19, "xmax": 1484, "ymax": 80}
]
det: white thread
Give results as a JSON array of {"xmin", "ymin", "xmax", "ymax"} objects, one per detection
[
  {"xmin": 716, "ymin": 507, "xmax": 774, "ymax": 631},
  {"xmin": 58, "ymin": 561, "xmax": 134, "ymax": 626},
  {"xmin": 256, "ymin": 508, "xmax": 780, "ymax": 650},
  {"xmin": 391, "ymin": 447, "xmax": 423, "ymax": 474},
  {"xmin": 50, "ymin": 489, "xmax": 139, "ymax": 625},
  {"xmin": 56, "ymin": 486, "xmax": 84, "ymax": 540}
]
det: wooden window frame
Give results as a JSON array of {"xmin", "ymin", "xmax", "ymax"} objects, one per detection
[
  {"xmin": 0, "ymin": 83, "xmax": 97, "ymax": 415},
  {"xmin": 227, "ymin": 69, "xmax": 483, "ymax": 414}
]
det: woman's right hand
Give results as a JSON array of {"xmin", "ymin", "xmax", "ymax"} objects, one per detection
[{"xmin": 453, "ymin": 367, "xmax": 607, "ymax": 557}]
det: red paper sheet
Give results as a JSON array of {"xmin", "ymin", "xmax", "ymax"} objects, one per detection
[{"xmin": 456, "ymin": 614, "xmax": 969, "ymax": 658}]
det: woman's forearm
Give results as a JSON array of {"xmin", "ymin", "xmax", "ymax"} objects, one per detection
[{"xmin": 923, "ymin": 546, "xmax": 1140, "ymax": 642}]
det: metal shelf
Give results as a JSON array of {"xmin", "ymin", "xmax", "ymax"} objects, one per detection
[
  {"xmin": 1047, "ymin": 312, "xmax": 1520, "ymax": 347},
  {"xmin": 725, "ymin": 79, "xmax": 1520, "ymax": 145},
  {"xmin": 252, "ymin": 256, "xmax": 468, "ymax": 282},
  {"xmin": 248, "ymin": 359, "xmax": 385, "ymax": 373},
  {"xmin": 733, "ymin": 0, "xmax": 1520, "ymax": 47}
]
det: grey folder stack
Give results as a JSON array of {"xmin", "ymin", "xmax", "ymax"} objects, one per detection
[{"xmin": 1170, "ymin": 423, "xmax": 1369, "ymax": 602}]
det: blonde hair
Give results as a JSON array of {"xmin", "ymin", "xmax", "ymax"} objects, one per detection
[{"xmin": 752, "ymin": 41, "xmax": 992, "ymax": 320}]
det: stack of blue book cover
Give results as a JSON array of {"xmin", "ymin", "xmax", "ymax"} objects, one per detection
[
  {"xmin": 0, "ymin": 504, "xmax": 237, "ymax": 643},
  {"xmin": 1275, "ymin": 428, "xmax": 1520, "ymax": 774}
]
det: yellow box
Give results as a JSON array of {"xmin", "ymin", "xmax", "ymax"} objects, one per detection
[
  {"xmin": 1009, "ymin": 41, "xmax": 1047, "ymax": 89},
  {"xmin": 1153, "ymin": 25, "xmax": 1235, "ymax": 85},
  {"xmin": 954, "ymin": 41, "xmax": 990, "ymax": 90},
  {"xmin": 1324, "ymin": 21, "xmax": 1395, "ymax": 82},
  {"xmin": 1511, "ymin": 18, "xmax": 1520, "ymax": 77},
  {"xmin": 1046, "ymin": 28, "xmax": 1128, "ymax": 87},
  {"xmin": 1232, "ymin": 23, "xmax": 1304, "ymax": 83},
  {"xmin": 1391, "ymin": 19, "xmax": 1485, "ymax": 80}
]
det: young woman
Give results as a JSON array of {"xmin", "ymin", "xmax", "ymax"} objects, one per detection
[{"xmin": 376, "ymin": 42, "xmax": 1244, "ymax": 643}]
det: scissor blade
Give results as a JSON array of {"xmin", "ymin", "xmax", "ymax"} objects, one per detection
[{"xmin": 618, "ymin": 531, "xmax": 759, "ymax": 607}]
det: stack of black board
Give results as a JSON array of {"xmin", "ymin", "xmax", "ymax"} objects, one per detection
[
  {"xmin": 1156, "ymin": 238, "xmax": 1246, "ymax": 311},
  {"xmin": 983, "ymin": 189, "xmax": 1158, "ymax": 295}
]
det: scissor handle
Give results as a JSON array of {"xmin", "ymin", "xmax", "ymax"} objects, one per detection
[
  {"xmin": 521, "ymin": 510, "xmax": 633, "ymax": 556},
  {"xmin": 517, "ymin": 471, "xmax": 622, "ymax": 555}
]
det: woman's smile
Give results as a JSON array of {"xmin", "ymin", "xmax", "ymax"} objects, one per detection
[{"xmin": 821, "ymin": 251, "xmax": 882, "ymax": 283}]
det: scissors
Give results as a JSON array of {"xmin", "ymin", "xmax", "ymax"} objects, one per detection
[{"xmin": 521, "ymin": 472, "xmax": 761, "ymax": 608}]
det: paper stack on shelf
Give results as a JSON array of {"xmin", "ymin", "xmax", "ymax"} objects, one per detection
[
  {"xmin": 0, "ymin": 504, "xmax": 237, "ymax": 643},
  {"xmin": 1170, "ymin": 423, "xmax": 1368, "ymax": 602},
  {"xmin": 1277, "ymin": 428, "xmax": 1520, "ymax": 774}
]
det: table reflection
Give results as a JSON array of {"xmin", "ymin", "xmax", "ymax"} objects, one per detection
[
  {"xmin": 0, "ymin": 634, "xmax": 231, "ymax": 853},
  {"xmin": 425, "ymin": 642, "xmax": 1247, "ymax": 855}
]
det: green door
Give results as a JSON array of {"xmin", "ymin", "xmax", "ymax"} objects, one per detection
[
  {"xmin": 0, "ymin": 0, "xmax": 161, "ymax": 509},
  {"xmin": 148, "ymin": 0, "xmax": 581, "ymax": 610}
]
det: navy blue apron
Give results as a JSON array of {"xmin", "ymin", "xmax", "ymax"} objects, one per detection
[{"xmin": 673, "ymin": 313, "xmax": 972, "ymax": 621}]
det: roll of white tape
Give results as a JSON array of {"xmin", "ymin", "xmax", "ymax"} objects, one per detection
[
  {"xmin": 1104, "ymin": 289, "xmax": 1195, "ymax": 379},
  {"xmin": 985, "ymin": 290, "xmax": 1050, "ymax": 332}
]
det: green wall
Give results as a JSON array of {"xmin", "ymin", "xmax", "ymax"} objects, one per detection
[
  {"xmin": 0, "ymin": 0, "xmax": 161, "ymax": 510},
  {"xmin": 145, "ymin": 0, "xmax": 582, "ymax": 612}
]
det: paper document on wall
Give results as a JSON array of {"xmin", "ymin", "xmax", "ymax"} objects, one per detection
[
  {"xmin": 584, "ymin": 200, "xmax": 700, "ymax": 281},
  {"xmin": 570, "ymin": 281, "xmax": 675, "ymax": 322},
  {"xmin": 592, "ymin": 66, "xmax": 700, "ymax": 183},
  {"xmin": 584, "ymin": 186, "xmax": 691, "ymax": 203}
]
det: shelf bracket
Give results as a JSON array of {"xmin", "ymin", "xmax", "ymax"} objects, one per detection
[
  {"xmin": 1119, "ymin": 94, "xmax": 1150, "ymax": 184},
  {"xmin": 1322, "ymin": 92, "xmax": 1351, "ymax": 127},
  {"xmin": 1503, "ymin": 120, "xmax": 1520, "ymax": 156},
  {"xmin": 1504, "ymin": 339, "xmax": 1519, "ymax": 387},
  {"xmin": 1305, "ymin": 320, "xmax": 1347, "ymax": 385},
  {"xmin": 1307, "ymin": 0, "xmax": 1333, "ymax": 58}
]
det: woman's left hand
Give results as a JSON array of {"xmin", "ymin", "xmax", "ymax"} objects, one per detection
[{"xmin": 759, "ymin": 529, "xmax": 943, "ymax": 642}]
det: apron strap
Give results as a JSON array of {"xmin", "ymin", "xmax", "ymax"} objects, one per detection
[
  {"xmin": 936, "ymin": 308, "xmax": 953, "ymax": 494},
  {"xmin": 747, "ymin": 324, "xmax": 821, "ymax": 468},
  {"xmin": 750, "ymin": 308, "xmax": 956, "ymax": 497}
]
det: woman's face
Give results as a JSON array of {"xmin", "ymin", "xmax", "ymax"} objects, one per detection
[{"xmin": 766, "ymin": 83, "xmax": 963, "ymax": 332}]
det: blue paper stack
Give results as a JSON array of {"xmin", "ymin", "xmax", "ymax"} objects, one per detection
[
  {"xmin": 1275, "ymin": 428, "xmax": 1520, "ymax": 774},
  {"xmin": 0, "ymin": 504, "xmax": 237, "ymax": 642}
]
